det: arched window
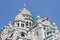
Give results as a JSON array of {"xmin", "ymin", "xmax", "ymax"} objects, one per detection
[
  {"xmin": 29, "ymin": 22, "xmax": 31, "ymax": 27},
  {"xmin": 26, "ymin": 21, "xmax": 28, "ymax": 26},
  {"xmin": 17, "ymin": 23, "xmax": 19, "ymax": 27},
  {"xmin": 21, "ymin": 24, "xmax": 24, "ymax": 27},
  {"xmin": 23, "ymin": 15, "xmax": 25, "ymax": 17},
  {"xmin": 26, "ymin": 15, "xmax": 28, "ymax": 17},
  {"xmin": 21, "ymin": 32, "xmax": 25, "ymax": 37}
]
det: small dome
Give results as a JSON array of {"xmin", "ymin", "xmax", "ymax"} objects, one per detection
[
  {"xmin": 53, "ymin": 22, "xmax": 56, "ymax": 25},
  {"xmin": 37, "ymin": 15, "xmax": 40, "ymax": 19},
  {"xmin": 14, "ymin": 14, "xmax": 25, "ymax": 21},
  {"xmin": 19, "ymin": 9, "xmax": 21, "ymax": 12}
]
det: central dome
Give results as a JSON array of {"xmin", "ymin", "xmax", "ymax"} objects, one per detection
[
  {"xmin": 14, "ymin": 4, "xmax": 32, "ymax": 22},
  {"xmin": 14, "ymin": 14, "xmax": 25, "ymax": 21},
  {"xmin": 20, "ymin": 4, "xmax": 32, "ymax": 16},
  {"xmin": 20, "ymin": 8, "xmax": 32, "ymax": 16}
]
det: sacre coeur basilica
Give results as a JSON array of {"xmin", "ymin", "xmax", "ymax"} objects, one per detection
[{"xmin": 0, "ymin": 4, "xmax": 60, "ymax": 40}]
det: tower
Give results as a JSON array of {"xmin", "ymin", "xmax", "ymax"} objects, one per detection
[
  {"xmin": 36, "ymin": 16, "xmax": 45, "ymax": 40},
  {"xmin": 52, "ymin": 22, "xmax": 60, "ymax": 40},
  {"xmin": 13, "ymin": 4, "xmax": 34, "ymax": 40}
]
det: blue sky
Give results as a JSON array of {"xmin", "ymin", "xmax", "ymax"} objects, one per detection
[{"xmin": 0, "ymin": 0, "xmax": 60, "ymax": 31}]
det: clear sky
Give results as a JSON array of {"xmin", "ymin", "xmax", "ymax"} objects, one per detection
[{"xmin": 0, "ymin": 0, "xmax": 60, "ymax": 31}]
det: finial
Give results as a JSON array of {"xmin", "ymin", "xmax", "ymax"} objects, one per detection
[
  {"xmin": 37, "ymin": 15, "xmax": 41, "ymax": 23},
  {"xmin": 19, "ymin": 9, "xmax": 21, "ymax": 12},
  {"xmin": 24, "ymin": 4, "xmax": 26, "ymax": 8},
  {"xmin": 53, "ymin": 22, "xmax": 56, "ymax": 25},
  {"xmin": 3, "ymin": 26, "xmax": 6, "ymax": 29},
  {"xmin": 9, "ymin": 21, "xmax": 11, "ymax": 23},
  {"xmin": 8, "ymin": 21, "xmax": 11, "ymax": 25},
  {"xmin": 37, "ymin": 15, "xmax": 40, "ymax": 19}
]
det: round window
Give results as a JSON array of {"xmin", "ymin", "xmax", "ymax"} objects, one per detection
[{"xmin": 21, "ymin": 32, "xmax": 25, "ymax": 37}]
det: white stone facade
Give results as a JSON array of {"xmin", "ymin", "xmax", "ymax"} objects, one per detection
[{"xmin": 0, "ymin": 4, "xmax": 60, "ymax": 40}]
